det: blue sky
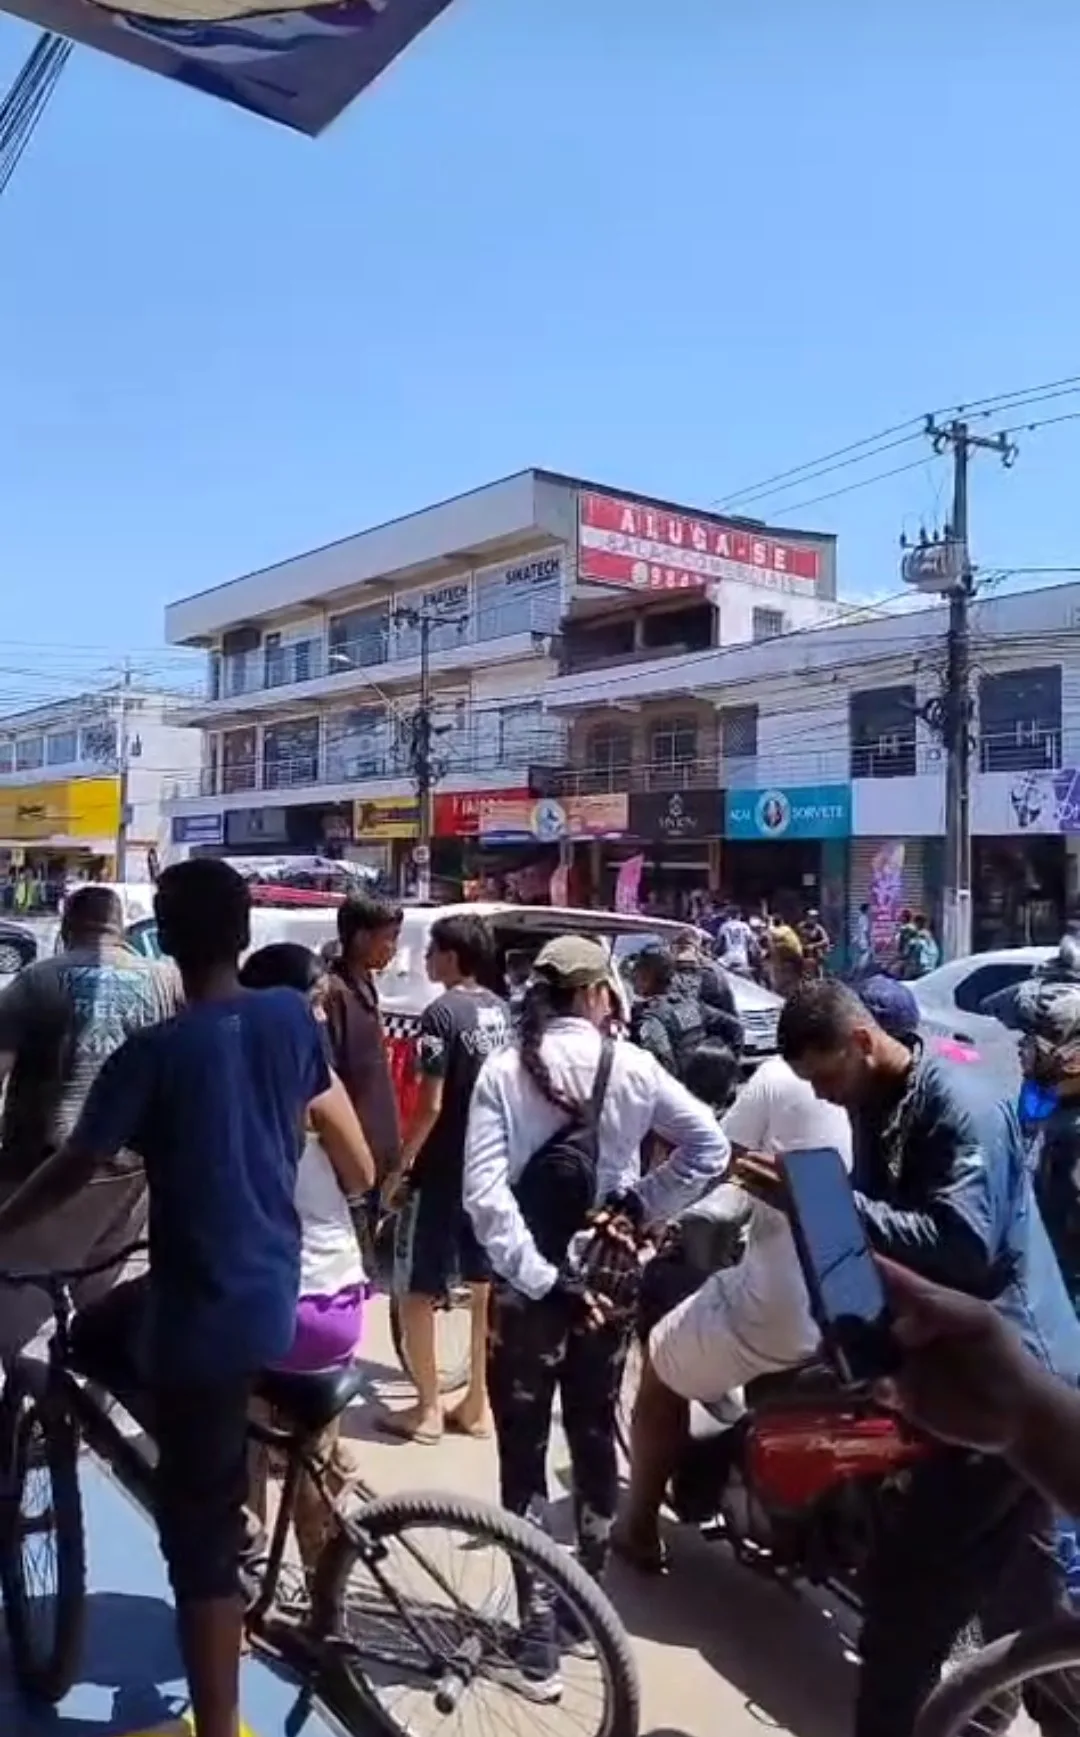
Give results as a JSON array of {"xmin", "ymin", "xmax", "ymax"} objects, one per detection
[{"xmin": 2, "ymin": 0, "xmax": 1080, "ymax": 698}]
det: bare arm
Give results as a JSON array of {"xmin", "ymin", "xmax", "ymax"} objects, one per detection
[
  {"xmin": 0, "ymin": 1144, "xmax": 99, "ymax": 1236},
  {"xmin": 399, "ymin": 1075, "xmax": 443, "ymax": 1173},
  {"xmin": 309, "ymin": 1071, "xmax": 376, "ymax": 1197}
]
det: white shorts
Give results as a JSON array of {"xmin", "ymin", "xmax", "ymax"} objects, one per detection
[{"xmin": 648, "ymin": 1263, "xmax": 821, "ymax": 1406}]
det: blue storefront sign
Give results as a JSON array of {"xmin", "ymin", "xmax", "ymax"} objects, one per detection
[
  {"xmin": 172, "ymin": 812, "xmax": 224, "ymax": 847},
  {"xmin": 0, "ymin": 0, "xmax": 454, "ymax": 136},
  {"xmin": 725, "ymin": 784, "xmax": 852, "ymax": 842}
]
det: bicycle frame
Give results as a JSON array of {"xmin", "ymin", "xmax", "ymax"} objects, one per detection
[{"xmin": 4, "ymin": 1267, "xmax": 369, "ymax": 1636}]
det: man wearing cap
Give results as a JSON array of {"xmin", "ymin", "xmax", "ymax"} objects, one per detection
[{"xmin": 464, "ymin": 933, "xmax": 727, "ymax": 1693}]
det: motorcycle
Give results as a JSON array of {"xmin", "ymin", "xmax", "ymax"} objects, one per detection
[{"xmin": 622, "ymin": 1192, "xmax": 934, "ymax": 1610}]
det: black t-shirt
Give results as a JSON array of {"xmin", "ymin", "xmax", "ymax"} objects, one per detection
[{"xmin": 411, "ymin": 986, "xmax": 510, "ymax": 1194}]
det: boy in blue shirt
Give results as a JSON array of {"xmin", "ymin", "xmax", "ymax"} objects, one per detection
[{"xmin": 0, "ymin": 858, "xmax": 342, "ymax": 1737}]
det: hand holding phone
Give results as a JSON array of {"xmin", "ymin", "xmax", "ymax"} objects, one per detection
[{"xmin": 779, "ymin": 1145, "xmax": 899, "ymax": 1387}]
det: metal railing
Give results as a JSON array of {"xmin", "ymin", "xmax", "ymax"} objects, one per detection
[
  {"xmin": 206, "ymin": 590, "xmax": 561, "ymax": 703},
  {"xmin": 166, "ymin": 722, "xmax": 569, "ymax": 802}
]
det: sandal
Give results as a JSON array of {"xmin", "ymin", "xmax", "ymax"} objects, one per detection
[
  {"xmin": 375, "ymin": 1409, "xmax": 443, "ymax": 1446},
  {"xmin": 444, "ymin": 1410, "xmax": 493, "ymax": 1441}
]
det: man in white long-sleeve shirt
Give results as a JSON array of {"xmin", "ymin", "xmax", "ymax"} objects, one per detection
[{"xmin": 463, "ymin": 934, "xmax": 727, "ymax": 1696}]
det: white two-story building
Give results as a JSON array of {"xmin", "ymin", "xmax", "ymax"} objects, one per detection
[
  {"xmin": 0, "ymin": 688, "xmax": 201, "ymax": 893},
  {"xmin": 542, "ymin": 579, "xmax": 1080, "ymax": 956},
  {"xmin": 163, "ymin": 469, "xmax": 838, "ymax": 895}
]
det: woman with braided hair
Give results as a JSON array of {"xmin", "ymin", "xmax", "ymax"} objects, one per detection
[{"xmin": 463, "ymin": 934, "xmax": 727, "ymax": 1699}]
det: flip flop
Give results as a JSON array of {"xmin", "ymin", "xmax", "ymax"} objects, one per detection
[
  {"xmin": 375, "ymin": 1411, "xmax": 443, "ymax": 1446},
  {"xmin": 444, "ymin": 1411, "xmax": 493, "ymax": 1441}
]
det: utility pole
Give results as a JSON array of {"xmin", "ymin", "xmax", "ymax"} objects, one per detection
[
  {"xmin": 906, "ymin": 417, "xmax": 1016, "ymax": 960},
  {"xmin": 394, "ymin": 607, "xmax": 468, "ymax": 901},
  {"xmin": 114, "ymin": 661, "xmax": 134, "ymax": 884}
]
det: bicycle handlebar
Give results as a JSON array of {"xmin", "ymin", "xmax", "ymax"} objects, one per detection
[{"xmin": 0, "ymin": 1240, "xmax": 148, "ymax": 1292}]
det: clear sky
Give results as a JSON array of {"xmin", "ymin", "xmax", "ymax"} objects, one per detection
[{"xmin": 3, "ymin": 0, "xmax": 1080, "ymax": 702}]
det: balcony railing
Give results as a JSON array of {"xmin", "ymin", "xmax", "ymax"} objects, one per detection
[
  {"xmin": 208, "ymin": 590, "xmax": 561, "ymax": 704},
  {"xmin": 166, "ymin": 724, "xmax": 569, "ymax": 803}
]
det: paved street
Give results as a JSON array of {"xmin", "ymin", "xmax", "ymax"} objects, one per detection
[{"xmin": 347, "ymin": 1299, "xmax": 857, "ymax": 1737}]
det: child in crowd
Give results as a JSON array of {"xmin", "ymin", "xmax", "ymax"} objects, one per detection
[{"xmin": 238, "ymin": 942, "xmax": 374, "ymax": 1570}]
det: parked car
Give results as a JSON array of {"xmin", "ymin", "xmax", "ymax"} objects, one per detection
[
  {"xmin": 125, "ymin": 905, "xmax": 341, "ymax": 964},
  {"xmin": 0, "ymin": 919, "xmax": 38, "ymax": 978},
  {"xmin": 911, "ymin": 945, "xmax": 1052, "ymax": 1092}
]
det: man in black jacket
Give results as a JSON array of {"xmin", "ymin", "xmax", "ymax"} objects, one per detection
[{"xmin": 777, "ymin": 980, "xmax": 1080, "ymax": 1737}]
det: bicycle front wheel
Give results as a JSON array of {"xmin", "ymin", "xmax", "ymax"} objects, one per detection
[
  {"xmin": 313, "ymin": 1488, "xmax": 640, "ymax": 1737},
  {"xmin": 916, "ymin": 1615, "xmax": 1080, "ymax": 1737},
  {"xmin": 0, "ymin": 1378, "xmax": 87, "ymax": 1702}
]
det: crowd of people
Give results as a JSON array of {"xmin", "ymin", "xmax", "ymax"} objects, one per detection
[{"xmin": 0, "ymin": 872, "xmax": 1077, "ymax": 1737}]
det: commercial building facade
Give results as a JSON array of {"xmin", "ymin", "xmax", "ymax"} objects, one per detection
[
  {"xmin": 0, "ymin": 689, "xmax": 201, "ymax": 893},
  {"xmin": 164, "ymin": 469, "xmax": 839, "ymax": 896},
  {"xmin": 542, "ymin": 579, "xmax": 1080, "ymax": 956}
]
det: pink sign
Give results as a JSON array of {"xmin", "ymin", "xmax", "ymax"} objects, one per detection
[
  {"xmin": 614, "ymin": 854, "xmax": 645, "ymax": 915},
  {"xmin": 869, "ymin": 840, "xmax": 905, "ymax": 960}
]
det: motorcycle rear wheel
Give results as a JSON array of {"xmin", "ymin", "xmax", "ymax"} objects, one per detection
[{"xmin": 915, "ymin": 1615, "xmax": 1080, "ymax": 1737}]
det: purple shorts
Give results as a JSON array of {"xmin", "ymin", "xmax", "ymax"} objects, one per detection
[{"xmin": 274, "ymin": 1285, "xmax": 365, "ymax": 1374}]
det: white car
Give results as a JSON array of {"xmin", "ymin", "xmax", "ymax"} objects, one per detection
[
  {"xmin": 377, "ymin": 903, "xmax": 782, "ymax": 1061},
  {"xmin": 910, "ymin": 946, "xmax": 1053, "ymax": 1088}
]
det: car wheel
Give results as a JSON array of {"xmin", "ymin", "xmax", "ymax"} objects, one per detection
[{"xmin": 0, "ymin": 942, "xmax": 26, "ymax": 974}]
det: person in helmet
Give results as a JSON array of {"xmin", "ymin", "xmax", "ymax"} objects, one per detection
[{"xmin": 1016, "ymin": 975, "xmax": 1080, "ymax": 1311}]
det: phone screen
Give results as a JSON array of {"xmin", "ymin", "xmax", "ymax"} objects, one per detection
[{"xmin": 780, "ymin": 1146, "xmax": 897, "ymax": 1385}]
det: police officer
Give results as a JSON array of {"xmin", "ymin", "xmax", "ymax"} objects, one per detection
[
  {"xmin": 671, "ymin": 931, "xmax": 744, "ymax": 1055},
  {"xmin": 630, "ymin": 945, "xmax": 706, "ymax": 1078}
]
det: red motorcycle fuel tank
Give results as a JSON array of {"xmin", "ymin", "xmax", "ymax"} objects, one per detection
[{"xmin": 746, "ymin": 1406, "xmax": 930, "ymax": 1512}]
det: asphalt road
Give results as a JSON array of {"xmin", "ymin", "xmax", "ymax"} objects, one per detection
[{"xmin": 346, "ymin": 1300, "xmax": 857, "ymax": 1737}]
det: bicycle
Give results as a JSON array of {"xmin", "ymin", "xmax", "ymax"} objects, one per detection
[
  {"xmin": 364, "ymin": 1206, "xmax": 473, "ymax": 1395},
  {"xmin": 914, "ymin": 1615, "xmax": 1080, "ymax": 1737},
  {"xmin": 0, "ymin": 1245, "xmax": 640, "ymax": 1737}
]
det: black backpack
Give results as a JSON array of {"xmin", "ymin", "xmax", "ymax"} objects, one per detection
[{"xmin": 512, "ymin": 1039, "xmax": 616, "ymax": 1269}]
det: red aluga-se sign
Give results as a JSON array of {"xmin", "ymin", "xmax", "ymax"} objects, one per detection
[{"xmin": 577, "ymin": 492, "xmax": 822, "ymax": 594}]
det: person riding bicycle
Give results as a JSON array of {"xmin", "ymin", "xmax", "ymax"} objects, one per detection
[
  {"xmin": 0, "ymin": 884, "xmax": 180, "ymax": 1357},
  {"xmin": 776, "ymin": 980, "xmax": 1080, "ymax": 1737},
  {"xmin": 0, "ymin": 860, "xmax": 368, "ymax": 1737}
]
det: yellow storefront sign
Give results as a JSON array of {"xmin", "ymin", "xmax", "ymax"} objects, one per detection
[
  {"xmin": 354, "ymin": 796, "xmax": 418, "ymax": 841},
  {"xmin": 0, "ymin": 777, "xmax": 121, "ymax": 843}
]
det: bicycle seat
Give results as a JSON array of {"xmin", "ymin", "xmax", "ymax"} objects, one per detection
[{"xmin": 255, "ymin": 1364, "xmax": 368, "ymax": 1436}]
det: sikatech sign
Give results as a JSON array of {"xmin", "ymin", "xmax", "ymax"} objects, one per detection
[
  {"xmin": 578, "ymin": 492, "xmax": 822, "ymax": 595},
  {"xmin": 0, "ymin": 0, "xmax": 454, "ymax": 136}
]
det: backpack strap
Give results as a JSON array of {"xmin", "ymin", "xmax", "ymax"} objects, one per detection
[{"xmin": 587, "ymin": 1038, "xmax": 616, "ymax": 1127}]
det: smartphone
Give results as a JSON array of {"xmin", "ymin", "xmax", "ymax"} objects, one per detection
[{"xmin": 779, "ymin": 1146, "xmax": 898, "ymax": 1386}]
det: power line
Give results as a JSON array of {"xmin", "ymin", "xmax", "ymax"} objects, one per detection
[{"xmin": 0, "ymin": 33, "xmax": 71, "ymax": 200}]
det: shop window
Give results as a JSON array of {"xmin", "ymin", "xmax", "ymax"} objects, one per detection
[
  {"xmin": 587, "ymin": 726, "xmax": 633, "ymax": 784},
  {"xmin": 14, "ymin": 735, "xmax": 43, "ymax": 772},
  {"xmin": 79, "ymin": 721, "xmax": 118, "ymax": 766},
  {"xmin": 850, "ymin": 685, "xmax": 916, "ymax": 778},
  {"xmin": 648, "ymin": 716, "xmax": 698, "ymax": 777},
  {"xmin": 979, "ymin": 666, "xmax": 1062, "ymax": 773},
  {"xmin": 325, "ymin": 707, "xmax": 387, "ymax": 781},
  {"xmin": 498, "ymin": 702, "xmax": 542, "ymax": 767},
  {"xmin": 720, "ymin": 705, "xmax": 758, "ymax": 759},
  {"xmin": 328, "ymin": 604, "xmax": 390, "ymax": 672},
  {"xmin": 222, "ymin": 727, "xmax": 258, "ymax": 794},
  {"xmin": 562, "ymin": 617, "xmax": 635, "ymax": 673},
  {"xmin": 752, "ymin": 607, "xmax": 786, "ymax": 642},
  {"xmin": 264, "ymin": 627, "xmax": 318, "ymax": 689},
  {"xmin": 45, "ymin": 729, "xmax": 78, "ymax": 767},
  {"xmin": 263, "ymin": 717, "xmax": 321, "ymax": 790},
  {"xmin": 642, "ymin": 604, "xmax": 713, "ymax": 654}
]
